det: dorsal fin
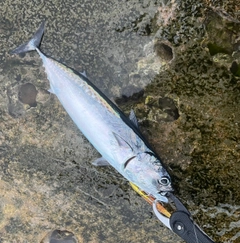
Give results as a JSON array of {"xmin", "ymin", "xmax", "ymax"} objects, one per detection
[{"xmin": 129, "ymin": 109, "xmax": 139, "ymax": 129}]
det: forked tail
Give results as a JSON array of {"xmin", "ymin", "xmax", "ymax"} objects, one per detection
[{"xmin": 11, "ymin": 21, "xmax": 45, "ymax": 55}]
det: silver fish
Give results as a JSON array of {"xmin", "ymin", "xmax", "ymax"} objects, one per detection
[{"xmin": 11, "ymin": 22, "xmax": 173, "ymax": 203}]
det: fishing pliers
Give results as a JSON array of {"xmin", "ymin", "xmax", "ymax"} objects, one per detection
[{"xmin": 130, "ymin": 182, "xmax": 215, "ymax": 243}]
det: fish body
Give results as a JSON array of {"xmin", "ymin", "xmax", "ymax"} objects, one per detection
[{"xmin": 11, "ymin": 22, "xmax": 172, "ymax": 202}]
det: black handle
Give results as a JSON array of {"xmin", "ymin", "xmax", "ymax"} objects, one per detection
[{"xmin": 170, "ymin": 211, "xmax": 215, "ymax": 243}]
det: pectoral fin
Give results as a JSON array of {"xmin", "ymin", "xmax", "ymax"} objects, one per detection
[
  {"xmin": 48, "ymin": 88, "xmax": 54, "ymax": 94},
  {"xmin": 112, "ymin": 132, "xmax": 133, "ymax": 151},
  {"xmin": 92, "ymin": 157, "xmax": 110, "ymax": 166}
]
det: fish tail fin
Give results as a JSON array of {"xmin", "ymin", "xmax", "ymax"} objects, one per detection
[{"xmin": 10, "ymin": 21, "xmax": 45, "ymax": 55}]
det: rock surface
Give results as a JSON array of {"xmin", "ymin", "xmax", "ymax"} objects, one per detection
[{"xmin": 0, "ymin": 0, "xmax": 239, "ymax": 242}]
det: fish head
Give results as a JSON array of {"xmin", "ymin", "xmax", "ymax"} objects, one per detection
[
  {"xmin": 126, "ymin": 152, "xmax": 173, "ymax": 202},
  {"xmin": 155, "ymin": 166, "xmax": 172, "ymax": 192},
  {"xmin": 152, "ymin": 165, "xmax": 173, "ymax": 202}
]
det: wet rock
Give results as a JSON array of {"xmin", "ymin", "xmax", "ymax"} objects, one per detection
[
  {"xmin": 203, "ymin": 9, "xmax": 240, "ymax": 62},
  {"xmin": 142, "ymin": 95, "xmax": 179, "ymax": 122},
  {"xmin": 158, "ymin": 97, "xmax": 179, "ymax": 121},
  {"xmin": 154, "ymin": 41, "xmax": 174, "ymax": 62},
  {"xmin": 41, "ymin": 229, "xmax": 78, "ymax": 243},
  {"xmin": 8, "ymin": 102, "xmax": 26, "ymax": 118},
  {"xmin": 1, "ymin": 0, "xmax": 240, "ymax": 242},
  {"xmin": 230, "ymin": 61, "xmax": 240, "ymax": 77},
  {"xmin": 7, "ymin": 85, "xmax": 26, "ymax": 118},
  {"xmin": 129, "ymin": 39, "xmax": 171, "ymax": 89},
  {"xmin": 117, "ymin": 1, "xmax": 240, "ymax": 242},
  {"xmin": 18, "ymin": 83, "xmax": 38, "ymax": 107}
]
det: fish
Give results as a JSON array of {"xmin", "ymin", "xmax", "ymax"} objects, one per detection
[{"xmin": 11, "ymin": 22, "xmax": 173, "ymax": 203}]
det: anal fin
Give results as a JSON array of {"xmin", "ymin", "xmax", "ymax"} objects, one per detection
[{"xmin": 92, "ymin": 157, "xmax": 110, "ymax": 166}]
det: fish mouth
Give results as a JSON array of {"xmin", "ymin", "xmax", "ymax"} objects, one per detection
[{"xmin": 159, "ymin": 185, "xmax": 174, "ymax": 193}]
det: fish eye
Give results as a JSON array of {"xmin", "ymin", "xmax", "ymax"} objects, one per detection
[{"xmin": 158, "ymin": 176, "xmax": 170, "ymax": 186}]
